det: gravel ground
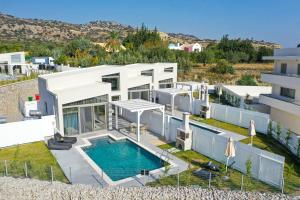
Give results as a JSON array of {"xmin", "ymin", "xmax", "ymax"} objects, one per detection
[{"xmin": 0, "ymin": 177, "xmax": 298, "ymax": 200}]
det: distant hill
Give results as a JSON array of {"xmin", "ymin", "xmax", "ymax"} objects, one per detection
[{"xmin": 0, "ymin": 13, "xmax": 281, "ymax": 49}]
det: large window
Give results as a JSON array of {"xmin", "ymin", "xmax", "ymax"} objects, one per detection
[
  {"xmin": 102, "ymin": 73, "xmax": 120, "ymax": 91},
  {"xmin": 280, "ymin": 63, "xmax": 287, "ymax": 74},
  {"xmin": 298, "ymin": 64, "xmax": 300, "ymax": 75},
  {"xmin": 128, "ymin": 84, "xmax": 150, "ymax": 101},
  {"xmin": 159, "ymin": 78, "xmax": 173, "ymax": 89},
  {"xmin": 280, "ymin": 87, "xmax": 295, "ymax": 99},
  {"xmin": 63, "ymin": 95, "xmax": 108, "ymax": 107}
]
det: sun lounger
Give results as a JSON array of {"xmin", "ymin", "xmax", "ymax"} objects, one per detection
[
  {"xmin": 193, "ymin": 169, "xmax": 216, "ymax": 180},
  {"xmin": 47, "ymin": 138, "xmax": 72, "ymax": 150},
  {"xmin": 54, "ymin": 133, "xmax": 77, "ymax": 144}
]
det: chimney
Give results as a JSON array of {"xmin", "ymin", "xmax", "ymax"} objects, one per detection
[{"xmin": 182, "ymin": 112, "xmax": 190, "ymax": 131}]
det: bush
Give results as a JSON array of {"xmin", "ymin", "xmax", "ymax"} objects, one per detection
[
  {"xmin": 210, "ymin": 59, "xmax": 235, "ymax": 74},
  {"xmin": 237, "ymin": 75, "xmax": 257, "ymax": 86}
]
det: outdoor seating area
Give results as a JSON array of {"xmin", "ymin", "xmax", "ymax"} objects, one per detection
[{"xmin": 47, "ymin": 133, "xmax": 77, "ymax": 150}]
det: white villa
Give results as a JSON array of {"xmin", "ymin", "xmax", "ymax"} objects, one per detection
[
  {"xmin": 168, "ymin": 43, "xmax": 202, "ymax": 52},
  {"xmin": 38, "ymin": 63, "xmax": 177, "ymax": 136},
  {"xmin": 0, "ymin": 51, "xmax": 29, "ymax": 76},
  {"xmin": 260, "ymin": 47, "xmax": 300, "ymax": 135}
]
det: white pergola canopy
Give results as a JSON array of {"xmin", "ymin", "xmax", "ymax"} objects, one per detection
[
  {"xmin": 153, "ymin": 88, "xmax": 192, "ymax": 115},
  {"xmin": 111, "ymin": 99, "xmax": 165, "ymax": 142}
]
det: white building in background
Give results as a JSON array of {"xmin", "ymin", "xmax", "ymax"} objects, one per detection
[
  {"xmin": 0, "ymin": 51, "xmax": 29, "ymax": 76},
  {"xmin": 260, "ymin": 47, "xmax": 300, "ymax": 135},
  {"xmin": 217, "ymin": 85, "xmax": 272, "ymax": 112},
  {"xmin": 168, "ymin": 43, "xmax": 202, "ymax": 52},
  {"xmin": 38, "ymin": 63, "xmax": 177, "ymax": 136}
]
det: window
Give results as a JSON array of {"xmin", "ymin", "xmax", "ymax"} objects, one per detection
[
  {"xmin": 280, "ymin": 87, "xmax": 295, "ymax": 99},
  {"xmin": 280, "ymin": 63, "xmax": 287, "ymax": 74},
  {"xmin": 44, "ymin": 102, "xmax": 48, "ymax": 114},
  {"xmin": 141, "ymin": 69, "xmax": 153, "ymax": 76},
  {"xmin": 111, "ymin": 95, "xmax": 120, "ymax": 101},
  {"xmin": 298, "ymin": 64, "xmax": 300, "ymax": 75},
  {"xmin": 159, "ymin": 78, "xmax": 173, "ymax": 89},
  {"xmin": 164, "ymin": 67, "xmax": 173, "ymax": 72},
  {"xmin": 11, "ymin": 54, "xmax": 21, "ymax": 63},
  {"xmin": 63, "ymin": 95, "xmax": 108, "ymax": 107},
  {"xmin": 102, "ymin": 73, "xmax": 120, "ymax": 91}
]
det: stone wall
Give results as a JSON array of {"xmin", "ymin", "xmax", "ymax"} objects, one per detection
[
  {"xmin": 0, "ymin": 177, "xmax": 295, "ymax": 200},
  {"xmin": 0, "ymin": 79, "xmax": 38, "ymax": 122}
]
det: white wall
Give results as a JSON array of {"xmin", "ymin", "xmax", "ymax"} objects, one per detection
[
  {"xmin": 0, "ymin": 115, "xmax": 56, "ymax": 148},
  {"xmin": 210, "ymin": 103, "xmax": 270, "ymax": 133}
]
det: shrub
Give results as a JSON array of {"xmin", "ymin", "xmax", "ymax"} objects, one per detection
[
  {"xmin": 267, "ymin": 121, "xmax": 273, "ymax": 137},
  {"xmin": 237, "ymin": 75, "xmax": 257, "ymax": 86},
  {"xmin": 297, "ymin": 139, "xmax": 300, "ymax": 158},
  {"xmin": 210, "ymin": 59, "xmax": 235, "ymax": 74},
  {"xmin": 286, "ymin": 129, "xmax": 292, "ymax": 146},
  {"xmin": 276, "ymin": 123, "xmax": 281, "ymax": 141}
]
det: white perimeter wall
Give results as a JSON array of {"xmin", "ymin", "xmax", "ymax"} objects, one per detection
[{"xmin": 0, "ymin": 115, "xmax": 55, "ymax": 148}]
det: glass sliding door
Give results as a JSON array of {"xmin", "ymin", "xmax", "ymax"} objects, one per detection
[
  {"xmin": 63, "ymin": 108, "xmax": 79, "ymax": 136},
  {"xmin": 94, "ymin": 105, "xmax": 106, "ymax": 130},
  {"xmin": 80, "ymin": 106, "xmax": 93, "ymax": 133}
]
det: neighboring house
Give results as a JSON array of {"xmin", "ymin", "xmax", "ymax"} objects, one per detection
[
  {"xmin": 0, "ymin": 52, "xmax": 29, "ymax": 76},
  {"xmin": 260, "ymin": 47, "xmax": 300, "ymax": 135},
  {"xmin": 168, "ymin": 43, "xmax": 202, "ymax": 52},
  {"xmin": 216, "ymin": 85, "xmax": 272, "ymax": 112},
  {"xmin": 38, "ymin": 63, "xmax": 177, "ymax": 136},
  {"xmin": 32, "ymin": 57, "xmax": 55, "ymax": 67}
]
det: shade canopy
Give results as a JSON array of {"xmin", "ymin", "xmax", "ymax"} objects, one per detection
[
  {"xmin": 111, "ymin": 99, "xmax": 164, "ymax": 113},
  {"xmin": 248, "ymin": 120, "xmax": 256, "ymax": 137},
  {"xmin": 225, "ymin": 137, "xmax": 235, "ymax": 158}
]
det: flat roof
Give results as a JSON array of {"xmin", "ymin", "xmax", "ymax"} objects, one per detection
[
  {"xmin": 39, "ymin": 63, "xmax": 176, "ymax": 80},
  {"xmin": 155, "ymin": 88, "xmax": 190, "ymax": 95},
  {"xmin": 221, "ymin": 85, "xmax": 272, "ymax": 98},
  {"xmin": 111, "ymin": 99, "xmax": 164, "ymax": 112},
  {"xmin": 176, "ymin": 81, "xmax": 204, "ymax": 86}
]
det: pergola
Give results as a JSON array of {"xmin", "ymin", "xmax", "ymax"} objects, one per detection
[
  {"xmin": 154, "ymin": 88, "xmax": 192, "ymax": 115},
  {"xmin": 110, "ymin": 99, "xmax": 165, "ymax": 142}
]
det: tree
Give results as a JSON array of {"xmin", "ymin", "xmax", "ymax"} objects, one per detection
[
  {"xmin": 268, "ymin": 121, "xmax": 273, "ymax": 137},
  {"xmin": 197, "ymin": 50, "xmax": 215, "ymax": 65},
  {"xmin": 210, "ymin": 59, "xmax": 235, "ymax": 74},
  {"xmin": 65, "ymin": 38, "xmax": 92, "ymax": 57},
  {"xmin": 286, "ymin": 129, "xmax": 292, "ymax": 147},
  {"xmin": 276, "ymin": 123, "xmax": 281, "ymax": 141},
  {"xmin": 237, "ymin": 75, "xmax": 257, "ymax": 86},
  {"xmin": 105, "ymin": 31, "xmax": 122, "ymax": 53}
]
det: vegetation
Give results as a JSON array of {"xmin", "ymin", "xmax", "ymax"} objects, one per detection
[
  {"xmin": 237, "ymin": 75, "xmax": 257, "ymax": 86},
  {"xmin": 190, "ymin": 116, "xmax": 300, "ymax": 194},
  {"xmin": 0, "ymin": 142, "xmax": 68, "ymax": 183},
  {"xmin": 0, "ymin": 73, "xmax": 38, "ymax": 86},
  {"xmin": 210, "ymin": 59, "xmax": 235, "ymax": 74}
]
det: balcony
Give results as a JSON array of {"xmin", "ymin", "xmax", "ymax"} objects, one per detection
[
  {"xmin": 261, "ymin": 72, "xmax": 300, "ymax": 88},
  {"xmin": 259, "ymin": 94, "xmax": 300, "ymax": 117}
]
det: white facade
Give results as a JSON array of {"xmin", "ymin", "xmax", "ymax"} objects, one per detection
[
  {"xmin": 0, "ymin": 51, "xmax": 28, "ymax": 76},
  {"xmin": 38, "ymin": 63, "xmax": 177, "ymax": 135},
  {"xmin": 168, "ymin": 43, "xmax": 202, "ymax": 52},
  {"xmin": 260, "ymin": 48, "xmax": 300, "ymax": 135}
]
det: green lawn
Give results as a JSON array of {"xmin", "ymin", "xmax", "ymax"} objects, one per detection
[
  {"xmin": 148, "ymin": 143, "xmax": 279, "ymax": 193},
  {"xmin": 0, "ymin": 142, "xmax": 68, "ymax": 183},
  {"xmin": 189, "ymin": 116, "xmax": 300, "ymax": 195}
]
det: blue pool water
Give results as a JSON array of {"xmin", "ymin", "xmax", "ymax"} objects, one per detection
[{"xmin": 82, "ymin": 137, "xmax": 164, "ymax": 181}]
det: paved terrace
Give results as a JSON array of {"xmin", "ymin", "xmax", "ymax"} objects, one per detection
[{"xmin": 51, "ymin": 130, "xmax": 189, "ymax": 187}]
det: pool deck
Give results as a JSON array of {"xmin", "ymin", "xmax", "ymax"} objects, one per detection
[{"xmin": 51, "ymin": 130, "xmax": 189, "ymax": 187}]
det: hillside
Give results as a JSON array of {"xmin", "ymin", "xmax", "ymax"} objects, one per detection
[{"xmin": 0, "ymin": 13, "xmax": 281, "ymax": 48}]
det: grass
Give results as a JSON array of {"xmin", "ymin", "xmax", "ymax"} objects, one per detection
[
  {"xmin": 0, "ymin": 73, "xmax": 38, "ymax": 86},
  {"xmin": 148, "ymin": 143, "xmax": 279, "ymax": 193},
  {"xmin": 189, "ymin": 116, "xmax": 300, "ymax": 195},
  {"xmin": 0, "ymin": 142, "xmax": 68, "ymax": 183}
]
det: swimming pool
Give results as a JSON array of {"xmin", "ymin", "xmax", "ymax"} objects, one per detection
[{"xmin": 82, "ymin": 136, "xmax": 164, "ymax": 181}]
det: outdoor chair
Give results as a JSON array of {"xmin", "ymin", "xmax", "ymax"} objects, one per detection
[
  {"xmin": 204, "ymin": 161, "xmax": 220, "ymax": 171},
  {"xmin": 47, "ymin": 138, "xmax": 72, "ymax": 150},
  {"xmin": 54, "ymin": 133, "xmax": 77, "ymax": 144}
]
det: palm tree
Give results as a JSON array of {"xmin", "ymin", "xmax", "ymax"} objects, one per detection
[{"xmin": 105, "ymin": 31, "xmax": 121, "ymax": 53}]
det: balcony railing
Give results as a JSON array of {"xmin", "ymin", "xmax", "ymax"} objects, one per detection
[
  {"xmin": 262, "ymin": 72, "xmax": 300, "ymax": 78},
  {"xmin": 260, "ymin": 94, "xmax": 300, "ymax": 106}
]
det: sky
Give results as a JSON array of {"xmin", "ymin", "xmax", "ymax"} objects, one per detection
[{"xmin": 1, "ymin": 0, "xmax": 300, "ymax": 47}]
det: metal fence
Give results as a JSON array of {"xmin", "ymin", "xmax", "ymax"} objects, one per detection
[
  {"xmin": 0, "ymin": 160, "xmax": 63, "ymax": 182},
  {"xmin": 166, "ymin": 117, "xmax": 285, "ymax": 189}
]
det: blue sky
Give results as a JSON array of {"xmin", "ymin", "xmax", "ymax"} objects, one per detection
[{"xmin": 1, "ymin": 0, "xmax": 300, "ymax": 47}]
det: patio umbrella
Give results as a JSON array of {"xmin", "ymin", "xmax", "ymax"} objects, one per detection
[
  {"xmin": 248, "ymin": 120, "xmax": 256, "ymax": 145},
  {"xmin": 225, "ymin": 137, "xmax": 235, "ymax": 172}
]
